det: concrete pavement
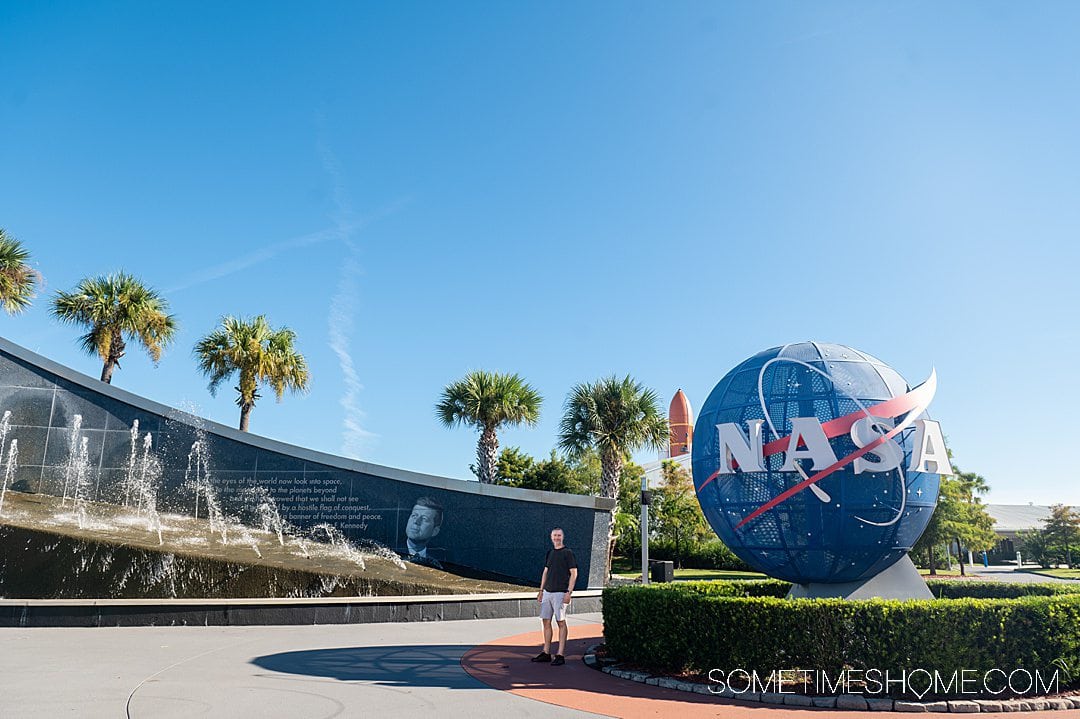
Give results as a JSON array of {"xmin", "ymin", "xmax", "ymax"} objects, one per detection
[
  {"xmin": 966, "ymin": 564, "xmax": 1076, "ymax": 583},
  {"xmin": 0, "ymin": 614, "xmax": 604, "ymax": 718},
  {"xmin": 3, "ymin": 565, "xmax": 1078, "ymax": 719}
]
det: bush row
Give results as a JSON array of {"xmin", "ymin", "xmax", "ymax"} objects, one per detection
[
  {"xmin": 643, "ymin": 539, "xmax": 753, "ymax": 571},
  {"xmin": 669, "ymin": 578, "xmax": 1080, "ymax": 600},
  {"xmin": 927, "ymin": 580, "xmax": 1080, "ymax": 599},
  {"xmin": 602, "ymin": 581, "xmax": 1080, "ymax": 699},
  {"xmin": 670, "ymin": 579, "xmax": 791, "ymax": 597}
]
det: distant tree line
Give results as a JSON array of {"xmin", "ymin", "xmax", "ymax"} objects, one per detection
[
  {"xmin": 1019, "ymin": 504, "xmax": 1080, "ymax": 569},
  {"xmin": 437, "ymin": 370, "xmax": 669, "ymax": 576},
  {"xmin": 913, "ymin": 467, "xmax": 998, "ymax": 576}
]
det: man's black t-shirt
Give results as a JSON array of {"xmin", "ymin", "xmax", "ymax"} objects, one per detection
[{"xmin": 543, "ymin": 547, "xmax": 578, "ymax": 593}]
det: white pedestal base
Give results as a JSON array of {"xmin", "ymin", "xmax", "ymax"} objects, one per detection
[{"xmin": 786, "ymin": 555, "xmax": 933, "ymax": 600}]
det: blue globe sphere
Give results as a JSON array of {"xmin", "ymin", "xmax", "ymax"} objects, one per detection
[{"xmin": 692, "ymin": 342, "xmax": 941, "ymax": 584}]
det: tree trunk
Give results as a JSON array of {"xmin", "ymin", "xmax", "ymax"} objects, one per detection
[
  {"xmin": 955, "ymin": 537, "xmax": 966, "ymax": 576},
  {"xmin": 600, "ymin": 449, "xmax": 624, "ymax": 581},
  {"xmin": 675, "ymin": 526, "xmax": 681, "ymax": 569},
  {"xmin": 928, "ymin": 547, "xmax": 937, "ymax": 576},
  {"xmin": 476, "ymin": 424, "xmax": 498, "ymax": 484},
  {"xmin": 239, "ymin": 403, "xmax": 253, "ymax": 432},
  {"xmin": 100, "ymin": 359, "xmax": 117, "ymax": 384},
  {"xmin": 100, "ymin": 332, "xmax": 125, "ymax": 384}
]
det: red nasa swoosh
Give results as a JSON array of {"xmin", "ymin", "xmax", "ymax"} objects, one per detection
[{"xmin": 694, "ymin": 372, "xmax": 937, "ymax": 530}]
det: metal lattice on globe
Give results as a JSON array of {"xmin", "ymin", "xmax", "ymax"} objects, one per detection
[{"xmin": 692, "ymin": 342, "xmax": 951, "ymax": 585}]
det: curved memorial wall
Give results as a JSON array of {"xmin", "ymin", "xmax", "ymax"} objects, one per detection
[{"xmin": 0, "ymin": 337, "xmax": 612, "ymax": 588}]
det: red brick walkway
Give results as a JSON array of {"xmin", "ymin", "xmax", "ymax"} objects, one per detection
[{"xmin": 460, "ymin": 623, "xmax": 1080, "ymax": 719}]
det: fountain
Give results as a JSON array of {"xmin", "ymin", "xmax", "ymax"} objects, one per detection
[
  {"xmin": 310, "ymin": 522, "xmax": 367, "ymax": 570},
  {"xmin": 0, "ymin": 438, "xmax": 18, "ymax": 516},
  {"xmin": 71, "ymin": 437, "xmax": 92, "ymax": 529},
  {"xmin": 123, "ymin": 419, "xmax": 139, "ymax": 506},
  {"xmin": 0, "ymin": 411, "xmax": 12, "ymax": 462},
  {"xmin": 184, "ymin": 439, "xmax": 227, "ymax": 543},
  {"xmin": 128, "ymin": 432, "xmax": 164, "ymax": 544},
  {"xmin": 60, "ymin": 413, "xmax": 82, "ymax": 505},
  {"xmin": 244, "ymin": 485, "xmax": 287, "ymax": 546},
  {"xmin": 0, "ymin": 412, "xmax": 523, "ymax": 599}
]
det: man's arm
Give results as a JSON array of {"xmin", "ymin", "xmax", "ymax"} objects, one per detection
[
  {"xmin": 563, "ymin": 567, "xmax": 578, "ymax": 603},
  {"xmin": 538, "ymin": 567, "xmax": 548, "ymax": 602}
]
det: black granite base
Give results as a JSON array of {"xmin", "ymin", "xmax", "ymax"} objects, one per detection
[{"xmin": 0, "ymin": 591, "xmax": 602, "ymax": 627}]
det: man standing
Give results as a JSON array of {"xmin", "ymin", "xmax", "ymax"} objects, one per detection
[{"xmin": 531, "ymin": 527, "xmax": 577, "ymax": 666}]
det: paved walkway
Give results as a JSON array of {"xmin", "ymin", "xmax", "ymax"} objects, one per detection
[
  {"xmin": 2, "ymin": 612, "xmax": 1077, "ymax": 717},
  {"xmin": 967, "ymin": 565, "xmax": 1077, "ymax": 583},
  {"xmin": 0, "ymin": 615, "xmax": 601, "ymax": 718}
]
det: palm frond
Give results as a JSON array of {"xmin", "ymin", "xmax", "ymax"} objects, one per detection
[
  {"xmin": 193, "ymin": 315, "xmax": 309, "ymax": 412},
  {"xmin": 557, "ymin": 375, "xmax": 670, "ymax": 460},
  {"xmin": 0, "ymin": 230, "xmax": 38, "ymax": 315},
  {"xmin": 436, "ymin": 370, "xmax": 542, "ymax": 432},
  {"xmin": 50, "ymin": 272, "xmax": 175, "ymax": 367}
]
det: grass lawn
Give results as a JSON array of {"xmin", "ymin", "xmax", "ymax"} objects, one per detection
[
  {"xmin": 1022, "ymin": 567, "xmax": 1080, "ymax": 580},
  {"xmin": 918, "ymin": 568, "xmax": 965, "ymax": 577}
]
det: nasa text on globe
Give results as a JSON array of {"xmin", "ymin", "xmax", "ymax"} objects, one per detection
[{"xmin": 691, "ymin": 343, "xmax": 953, "ymax": 584}]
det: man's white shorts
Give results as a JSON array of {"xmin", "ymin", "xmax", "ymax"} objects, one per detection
[{"xmin": 539, "ymin": 590, "xmax": 569, "ymax": 621}]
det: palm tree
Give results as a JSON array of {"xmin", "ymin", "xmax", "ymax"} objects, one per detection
[
  {"xmin": 558, "ymin": 375, "xmax": 669, "ymax": 577},
  {"xmin": 50, "ymin": 273, "xmax": 177, "ymax": 384},
  {"xmin": 0, "ymin": 229, "xmax": 39, "ymax": 314},
  {"xmin": 436, "ymin": 371, "xmax": 542, "ymax": 484},
  {"xmin": 194, "ymin": 315, "xmax": 310, "ymax": 432}
]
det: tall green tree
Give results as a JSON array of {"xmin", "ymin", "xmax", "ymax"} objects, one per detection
[
  {"xmin": 914, "ymin": 477, "xmax": 960, "ymax": 575},
  {"xmin": 952, "ymin": 469, "xmax": 997, "ymax": 575},
  {"xmin": 652, "ymin": 460, "xmax": 710, "ymax": 568},
  {"xmin": 194, "ymin": 315, "xmax": 310, "ymax": 431},
  {"xmin": 1018, "ymin": 528, "xmax": 1055, "ymax": 568},
  {"xmin": 614, "ymin": 459, "xmax": 645, "ymax": 556},
  {"xmin": 495, "ymin": 446, "xmax": 536, "ymax": 486},
  {"xmin": 0, "ymin": 229, "xmax": 39, "ymax": 314},
  {"xmin": 436, "ymin": 371, "xmax": 542, "ymax": 484},
  {"xmin": 495, "ymin": 445, "xmax": 637, "ymax": 499},
  {"xmin": 496, "ymin": 449, "xmax": 578, "ymax": 494},
  {"xmin": 558, "ymin": 375, "xmax": 668, "ymax": 577},
  {"xmin": 914, "ymin": 470, "xmax": 997, "ymax": 575},
  {"xmin": 1043, "ymin": 504, "xmax": 1080, "ymax": 567},
  {"xmin": 51, "ymin": 273, "xmax": 177, "ymax": 384}
]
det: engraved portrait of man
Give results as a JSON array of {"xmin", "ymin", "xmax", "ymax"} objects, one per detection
[{"xmin": 400, "ymin": 496, "xmax": 445, "ymax": 569}]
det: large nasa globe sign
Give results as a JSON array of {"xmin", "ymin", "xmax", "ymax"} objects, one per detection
[{"xmin": 692, "ymin": 342, "xmax": 951, "ymax": 585}]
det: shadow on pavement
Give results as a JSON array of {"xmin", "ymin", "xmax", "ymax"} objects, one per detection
[{"xmin": 251, "ymin": 644, "xmax": 494, "ymax": 689}]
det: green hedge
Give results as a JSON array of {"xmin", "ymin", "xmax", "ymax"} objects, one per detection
[
  {"xmin": 602, "ymin": 581, "xmax": 1080, "ymax": 699},
  {"xmin": 671, "ymin": 579, "xmax": 791, "ymax": 597},
  {"xmin": 644, "ymin": 539, "xmax": 752, "ymax": 571},
  {"xmin": 927, "ymin": 580, "xmax": 1080, "ymax": 599},
  {"xmin": 661, "ymin": 579, "xmax": 1080, "ymax": 600},
  {"xmin": 674, "ymin": 578, "xmax": 1080, "ymax": 599}
]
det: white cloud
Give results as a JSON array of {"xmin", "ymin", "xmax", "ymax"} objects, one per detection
[
  {"xmin": 166, "ymin": 226, "xmax": 348, "ymax": 293},
  {"xmin": 318, "ymin": 129, "xmax": 399, "ymax": 458}
]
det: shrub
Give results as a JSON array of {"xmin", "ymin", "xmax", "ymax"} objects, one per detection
[
  {"xmin": 645, "ymin": 538, "xmax": 752, "ymax": 571},
  {"xmin": 674, "ymin": 579, "xmax": 791, "ymax": 598},
  {"xmin": 927, "ymin": 581, "xmax": 1080, "ymax": 599},
  {"xmin": 602, "ymin": 581, "xmax": 1080, "ymax": 699}
]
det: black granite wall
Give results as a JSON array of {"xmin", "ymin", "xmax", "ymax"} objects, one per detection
[{"xmin": 0, "ymin": 338, "xmax": 613, "ymax": 587}]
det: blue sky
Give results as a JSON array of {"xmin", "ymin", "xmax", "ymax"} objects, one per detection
[{"xmin": 1, "ymin": 1, "xmax": 1077, "ymax": 504}]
